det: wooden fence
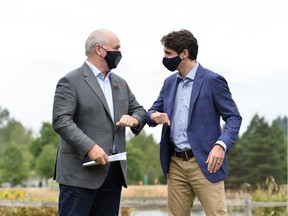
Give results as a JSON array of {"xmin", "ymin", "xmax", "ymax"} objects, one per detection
[
  {"xmin": 120, "ymin": 195, "xmax": 287, "ymax": 216},
  {"xmin": 0, "ymin": 195, "xmax": 287, "ymax": 216}
]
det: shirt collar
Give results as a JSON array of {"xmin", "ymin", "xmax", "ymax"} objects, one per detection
[
  {"xmin": 177, "ymin": 61, "xmax": 199, "ymax": 81},
  {"xmin": 85, "ymin": 60, "xmax": 112, "ymax": 79}
]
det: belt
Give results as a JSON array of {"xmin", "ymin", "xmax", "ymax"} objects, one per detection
[{"xmin": 174, "ymin": 150, "xmax": 194, "ymax": 161}]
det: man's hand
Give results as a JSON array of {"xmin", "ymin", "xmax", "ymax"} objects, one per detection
[
  {"xmin": 151, "ymin": 112, "xmax": 170, "ymax": 126},
  {"xmin": 87, "ymin": 144, "xmax": 109, "ymax": 165},
  {"xmin": 206, "ymin": 144, "xmax": 225, "ymax": 173},
  {"xmin": 116, "ymin": 115, "xmax": 139, "ymax": 128}
]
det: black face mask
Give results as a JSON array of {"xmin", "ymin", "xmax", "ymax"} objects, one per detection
[
  {"xmin": 162, "ymin": 55, "xmax": 182, "ymax": 72},
  {"xmin": 104, "ymin": 51, "xmax": 122, "ymax": 69}
]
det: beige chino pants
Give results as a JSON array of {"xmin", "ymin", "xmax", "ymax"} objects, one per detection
[{"xmin": 168, "ymin": 155, "xmax": 228, "ymax": 216}]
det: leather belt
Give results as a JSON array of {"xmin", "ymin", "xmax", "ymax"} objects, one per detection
[{"xmin": 174, "ymin": 150, "xmax": 194, "ymax": 161}]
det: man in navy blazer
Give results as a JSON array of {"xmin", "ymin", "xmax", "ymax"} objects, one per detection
[{"xmin": 147, "ymin": 29, "xmax": 242, "ymax": 216}]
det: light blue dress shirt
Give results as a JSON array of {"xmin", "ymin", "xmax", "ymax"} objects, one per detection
[
  {"xmin": 170, "ymin": 62, "xmax": 227, "ymax": 152},
  {"xmin": 85, "ymin": 60, "xmax": 114, "ymax": 121},
  {"xmin": 85, "ymin": 60, "xmax": 117, "ymax": 153},
  {"xmin": 170, "ymin": 63, "xmax": 198, "ymax": 151}
]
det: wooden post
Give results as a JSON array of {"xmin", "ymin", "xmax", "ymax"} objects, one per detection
[
  {"xmin": 245, "ymin": 194, "xmax": 252, "ymax": 216},
  {"xmin": 120, "ymin": 206, "xmax": 130, "ymax": 216}
]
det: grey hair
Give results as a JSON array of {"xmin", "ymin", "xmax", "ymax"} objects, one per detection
[{"xmin": 85, "ymin": 29, "xmax": 112, "ymax": 56}]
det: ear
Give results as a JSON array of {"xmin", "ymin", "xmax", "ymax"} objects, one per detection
[
  {"xmin": 182, "ymin": 49, "xmax": 190, "ymax": 58},
  {"xmin": 94, "ymin": 44, "xmax": 102, "ymax": 55}
]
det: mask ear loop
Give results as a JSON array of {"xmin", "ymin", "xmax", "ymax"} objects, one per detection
[{"xmin": 94, "ymin": 44, "xmax": 107, "ymax": 58}]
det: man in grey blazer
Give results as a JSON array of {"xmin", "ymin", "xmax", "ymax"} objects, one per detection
[{"xmin": 52, "ymin": 29, "xmax": 146, "ymax": 216}]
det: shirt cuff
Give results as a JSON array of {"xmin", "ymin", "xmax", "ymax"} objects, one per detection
[{"xmin": 216, "ymin": 140, "xmax": 227, "ymax": 152}]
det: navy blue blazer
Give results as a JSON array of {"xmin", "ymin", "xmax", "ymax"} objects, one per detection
[{"xmin": 147, "ymin": 63, "xmax": 242, "ymax": 183}]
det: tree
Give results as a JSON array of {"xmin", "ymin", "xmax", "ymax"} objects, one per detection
[
  {"xmin": 0, "ymin": 107, "xmax": 10, "ymax": 129},
  {"xmin": 29, "ymin": 122, "xmax": 59, "ymax": 157},
  {"xmin": 29, "ymin": 122, "xmax": 59, "ymax": 184},
  {"xmin": 273, "ymin": 116, "xmax": 288, "ymax": 136},
  {"xmin": 0, "ymin": 108, "xmax": 32, "ymax": 155},
  {"xmin": 270, "ymin": 120, "xmax": 287, "ymax": 183},
  {"xmin": 37, "ymin": 122, "xmax": 59, "ymax": 148},
  {"xmin": 0, "ymin": 142, "xmax": 29, "ymax": 186},
  {"xmin": 126, "ymin": 131, "xmax": 163, "ymax": 184},
  {"xmin": 29, "ymin": 122, "xmax": 59, "ymax": 168},
  {"xmin": 228, "ymin": 114, "xmax": 287, "ymax": 188},
  {"xmin": 245, "ymin": 115, "xmax": 281, "ymax": 185},
  {"xmin": 35, "ymin": 144, "xmax": 57, "ymax": 184},
  {"xmin": 126, "ymin": 142, "xmax": 144, "ymax": 185},
  {"xmin": 0, "ymin": 107, "xmax": 33, "ymax": 186},
  {"xmin": 225, "ymin": 136, "xmax": 245, "ymax": 188},
  {"xmin": 0, "ymin": 120, "xmax": 32, "ymax": 145}
]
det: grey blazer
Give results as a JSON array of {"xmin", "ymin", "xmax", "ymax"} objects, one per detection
[{"xmin": 52, "ymin": 62, "xmax": 146, "ymax": 189}]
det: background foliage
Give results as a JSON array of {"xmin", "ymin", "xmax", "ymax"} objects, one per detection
[
  {"xmin": 226, "ymin": 114, "xmax": 287, "ymax": 188},
  {"xmin": 0, "ymin": 106, "xmax": 287, "ymax": 189}
]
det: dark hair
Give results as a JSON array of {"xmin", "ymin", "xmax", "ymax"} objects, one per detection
[{"xmin": 160, "ymin": 29, "xmax": 198, "ymax": 60}]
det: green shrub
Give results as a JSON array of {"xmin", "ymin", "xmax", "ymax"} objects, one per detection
[
  {"xmin": 0, "ymin": 206, "xmax": 57, "ymax": 216},
  {"xmin": 251, "ymin": 176, "xmax": 287, "ymax": 215}
]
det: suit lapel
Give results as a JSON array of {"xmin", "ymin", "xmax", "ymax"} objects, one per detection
[
  {"xmin": 82, "ymin": 63, "xmax": 113, "ymax": 121},
  {"xmin": 188, "ymin": 65, "xmax": 204, "ymax": 125},
  {"xmin": 110, "ymin": 74, "xmax": 121, "ymax": 123},
  {"xmin": 167, "ymin": 75, "xmax": 179, "ymax": 117}
]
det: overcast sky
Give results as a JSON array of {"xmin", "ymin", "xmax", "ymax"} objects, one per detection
[{"xmin": 0, "ymin": 0, "xmax": 287, "ymax": 141}]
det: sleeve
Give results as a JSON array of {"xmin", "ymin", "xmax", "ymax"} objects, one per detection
[
  {"xmin": 126, "ymin": 84, "xmax": 147, "ymax": 135},
  {"xmin": 52, "ymin": 76, "xmax": 95, "ymax": 159},
  {"xmin": 146, "ymin": 80, "xmax": 166, "ymax": 127},
  {"xmin": 213, "ymin": 75, "xmax": 242, "ymax": 150}
]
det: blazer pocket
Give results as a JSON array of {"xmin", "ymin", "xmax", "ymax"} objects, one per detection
[
  {"xmin": 119, "ymin": 98, "xmax": 129, "ymax": 112},
  {"xmin": 120, "ymin": 98, "xmax": 126, "ymax": 104}
]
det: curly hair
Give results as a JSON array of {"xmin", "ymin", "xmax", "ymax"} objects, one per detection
[{"xmin": 160, "ymin": 29, "xmax": 198, "ymax": 60}]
